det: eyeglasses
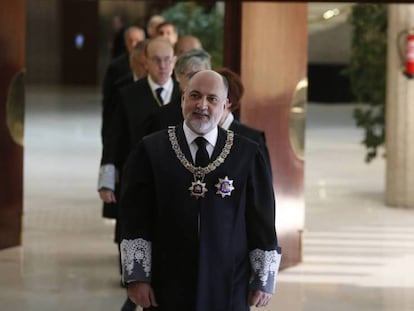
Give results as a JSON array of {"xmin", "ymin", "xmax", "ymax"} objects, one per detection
[{"xmin": 149, "ymin": 56, "xmax": 173, "ymax": 66}]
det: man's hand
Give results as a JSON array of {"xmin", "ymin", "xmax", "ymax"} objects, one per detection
[
  {"xmin": 127, "ymin": 282, "xmax": 158, "ymax": 308},
  {"xmin": 99, "ymin": 188, "xmax": 116, "ymax": 203},
  {"xmin": 248, "ymin": 290, "xmax": 272, "ymax": 308}
]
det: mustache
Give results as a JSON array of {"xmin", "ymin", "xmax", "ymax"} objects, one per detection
[{"xmin": 191, "ymin": 109, "xmax": 210, "ymax": 117}]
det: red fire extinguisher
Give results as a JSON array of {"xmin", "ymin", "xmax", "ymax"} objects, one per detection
[{"xmin": 398, "ymin": 29, "xmax": 414, "ymax": 79}]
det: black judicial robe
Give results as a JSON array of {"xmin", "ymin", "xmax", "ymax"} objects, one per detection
[
  {"xmin": 229, "ymin": 119, "xmax": 272, "ymax": 173},
  {"xmin": 101, "ymin": 73, "xmax": 134, "ymax": 220},
  {"xmin": 102, "ymin": 77, "xmax": 181, "ymax": 168},
  {"xmin": 120, "ymin": 125, "xmax": 281, "ymax": 311},
  {"xmin": 101, "ymin": 53, "xmax": 130, "ymax": 143}
]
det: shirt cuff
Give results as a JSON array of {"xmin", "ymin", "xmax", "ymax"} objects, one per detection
[
  {"xmin": 98, "ymin": 164, "xmax": 116, "ymax": 191},
  {"xmin": 120, "ymin": 238, "xmax": 152, "ymax": 284},
  {"xmin": 249, "ymin": 248, "xmax": 282, "ymax": 294}
]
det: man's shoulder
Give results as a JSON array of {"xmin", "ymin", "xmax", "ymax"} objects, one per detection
[
  {"xmin": 107, "ymin": 53, "xmax": 129, "ymax": 75},
  {"xmin": 141, "ymin": 127, "xmax": 174, "ymax": 153},
  {"xmin": 110, "ymin": 53, "xmax": 129, "ymax": 67},
  {"xmin": 219, "ymin": 126, "xmax": 259, "ymax": 150},
  {"xmin": 230, "ymin": 120, "xmax": 265, "ymax": 144},
  {"xmin": 120, "ymin": 77, "xmax": 150, "ymax": 96},
  {"xmin": 172, "ymin": 78, "xmax": 180, "ymax": 90},
  {"xmin": 114, "ymin": 73, "xmax": 133, "ymax": 89}
]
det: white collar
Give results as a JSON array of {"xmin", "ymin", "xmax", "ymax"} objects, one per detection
[
  {"xmin": 147, "ymin": 75, "xmax": 173, "ymax": 92},
  {"xmin": 183, "ymin": 122, "xmax": 218, "ymax": 148},
  {"xmin": 220, "ymin": 112, "xmax": 234, "ymax": 130}
]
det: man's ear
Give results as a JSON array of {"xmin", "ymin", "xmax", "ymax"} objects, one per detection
[
  {"xmin": 225, "ymin": 98, "xmax": 231, "ymax": 110},
  {"xmin": 181, "ymin": 92, "xmax": 185, "ymax": 107},
  {"xmin": 144, "ymin": 58, "xmax": 149, "ymax": 71}
]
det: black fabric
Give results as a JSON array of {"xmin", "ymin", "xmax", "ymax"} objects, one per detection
[
  {"xmin": 100, "ymin": 77, "xmax": 180, "ymax": 239},
  {"xmin": 120, "ymin": 125, "xmax": 279, "ymax": 311},
  {"xmin": 229, "ymin": 120, "xmax": 272, "ymax": 176},
  {"xmin": 120, "ymin": 297, "xmax": 136, "ymax": 311},
  {"xmin": 146, "ymin": 100, "xmax": 184, "ymax": 134},
  {"xmin": 101, "ymin": 78, "xmax": 181, "ymax": 167},
  {"xmin": 155, "ymin": 87, "xmax": 164, "ymax": 106},
  {"xmin": 195, "ymin": 137, "xmax": 209, "ymax": 167},
  {"xmin": 100, "ymin": 54, "xmax": 133, "ymax": 222},
  {"xmin": 101, "ymin": 53, "xmax": 130, "ymax": 144}
]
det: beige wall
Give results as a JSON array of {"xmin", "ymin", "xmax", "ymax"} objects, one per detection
[{"xmin": 25, "ymin": 1, "xmax": 148, "ymax": 84}]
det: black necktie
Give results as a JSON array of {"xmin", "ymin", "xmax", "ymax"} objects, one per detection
[
  {"xmin": 195, "ymin": 137, "xmax": 209, "ymax": 167},
  {"xmin": 155, "ymin": 87, "xmax": 164, "ymax": 106}
]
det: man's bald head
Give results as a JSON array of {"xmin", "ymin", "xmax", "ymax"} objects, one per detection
[{"xmin": 174, "ymin": 35, "xmax": 203, "ymax": 56}]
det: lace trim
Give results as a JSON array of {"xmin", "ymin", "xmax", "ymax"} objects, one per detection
[
  {"xmin": 120, "ymin": 238, "xmax": 152, "ymax": 277},
  {"xmin": 249, "ymin": 249, "xmax": 280, "ymax": 287}
]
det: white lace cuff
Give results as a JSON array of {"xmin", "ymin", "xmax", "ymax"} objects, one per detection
[
  {"xmin": 120, "ymin": 238, "xmax": 152, "ymax": 284},
  {"xmin": 249, "ymin": 248, "xmax": 281, "ymax": 293},
  {"xmin": 98, "ymin": 164, "xmax": 116, "ymax": 191}
]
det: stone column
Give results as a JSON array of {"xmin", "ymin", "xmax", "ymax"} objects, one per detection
[
  {"xmin": 386, "ymin": 4, "xmax": 414, "ymax": 207},
  {"xmin": 240, "ymin": 2, "xmax": 307, "ymax": 268}
]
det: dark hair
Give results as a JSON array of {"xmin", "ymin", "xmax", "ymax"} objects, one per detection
[{"xmin": 215, "ymin": 67, "xmax": 244, "ymax": 112}]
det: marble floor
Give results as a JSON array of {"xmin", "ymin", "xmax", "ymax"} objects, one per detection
[{"xmin": 1, "ymin": 85, "xmax": 413, "ymax": 311}]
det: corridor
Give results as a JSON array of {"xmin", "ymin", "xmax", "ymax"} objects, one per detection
[{"xmin": 0, "ymin": 85, "xmax": 413, "ymax": 311}]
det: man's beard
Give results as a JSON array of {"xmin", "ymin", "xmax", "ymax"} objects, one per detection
[{"xmin": 186, "ymin": 109, "xmax": 216, "ymax": 134}]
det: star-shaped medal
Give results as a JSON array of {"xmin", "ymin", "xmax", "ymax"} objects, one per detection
[
  {"xmin": 215, "ymin": 176, "xmax": 235, "ymax": 198},
  {"xmin": 189, "ymin": 180, "xmax": 208, "ymax": 198}
]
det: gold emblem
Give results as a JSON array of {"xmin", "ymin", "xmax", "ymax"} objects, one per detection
[
  {"xmin": 168, "ymin": 127, "xmax": 234, "ymax": 199},
  {"xmin": 189, "ymin": 180, "xmax": 208, "ymax": 198},
  {"xmin": 215, "ymin": 176, "xmax": 235, "ymax": 198}
]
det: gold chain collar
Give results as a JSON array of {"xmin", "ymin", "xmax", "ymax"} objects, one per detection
[{"xmin": 168, "ymin": 126, "xmax": 234, "ymax": 179}]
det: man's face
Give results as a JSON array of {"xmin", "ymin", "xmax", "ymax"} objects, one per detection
[
  {"xmin": 176, "ymin": 64, "xmax": 208, "ymax": 91},
  {"xmin": 130, "ymin": 51, "xmax": 147, "ymax": 80},
  {"xmin": 158, "ymin": 25, "xmax": 178, "ymax": 45},
  {"xmin": 182, "ymin": 71, "xmax": 227, "ymax": 135},
  {"xmin": 145, "ymin": 40, "xmax": 176, "ymax": 85},
  {"xmin": 126, "ymin": 29, "xmax": 145, "ymax": 54}
]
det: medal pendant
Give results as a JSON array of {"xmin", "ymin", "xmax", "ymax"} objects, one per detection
[
  {"xmin": 215, "ymin": 176, "xmax": 235, "ymax": 198},
  {"xmin": 189, "ymin": 180, "xmax": 208, "ymax": 199}
]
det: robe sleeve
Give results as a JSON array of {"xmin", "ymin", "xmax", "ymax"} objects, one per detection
[
  {"xmin": 119, "ymin": 141, "xmax": 156, "ymax": 284},
  {"xmin": 246, "ymin": 146, "xmax": 282, "ymax": 294}
]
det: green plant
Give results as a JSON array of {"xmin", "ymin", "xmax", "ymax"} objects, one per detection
[
  {"xmin": 344, "ymin": 3, "xmax": 387, "ymax": 162},
  {"xmin": 161, "ymin": 2, "xmax": 224, "ymax": 68}
]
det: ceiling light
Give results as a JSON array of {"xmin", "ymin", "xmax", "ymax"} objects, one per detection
[{"xmin": 323, "ymin": 8, "xmax": 340, "ymax": 20}]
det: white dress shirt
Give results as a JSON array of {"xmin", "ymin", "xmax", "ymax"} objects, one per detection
[
  {"xmin": 183, "ymin": 122, "xmax": 217, "ymax": 163},
  {"xmin": 147, "ymin": 75, "xmax": 174, "ymax": 106}
]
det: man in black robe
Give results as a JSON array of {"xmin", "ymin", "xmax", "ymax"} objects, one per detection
[{"xmin": 119, "ymin": 70, "xmax": 281, "ymax": 311}]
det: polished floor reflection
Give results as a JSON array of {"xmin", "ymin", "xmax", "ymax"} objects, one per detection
[{"xmin": 0, "ymin": 85, "xmax": 413, "ymax": 311}]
